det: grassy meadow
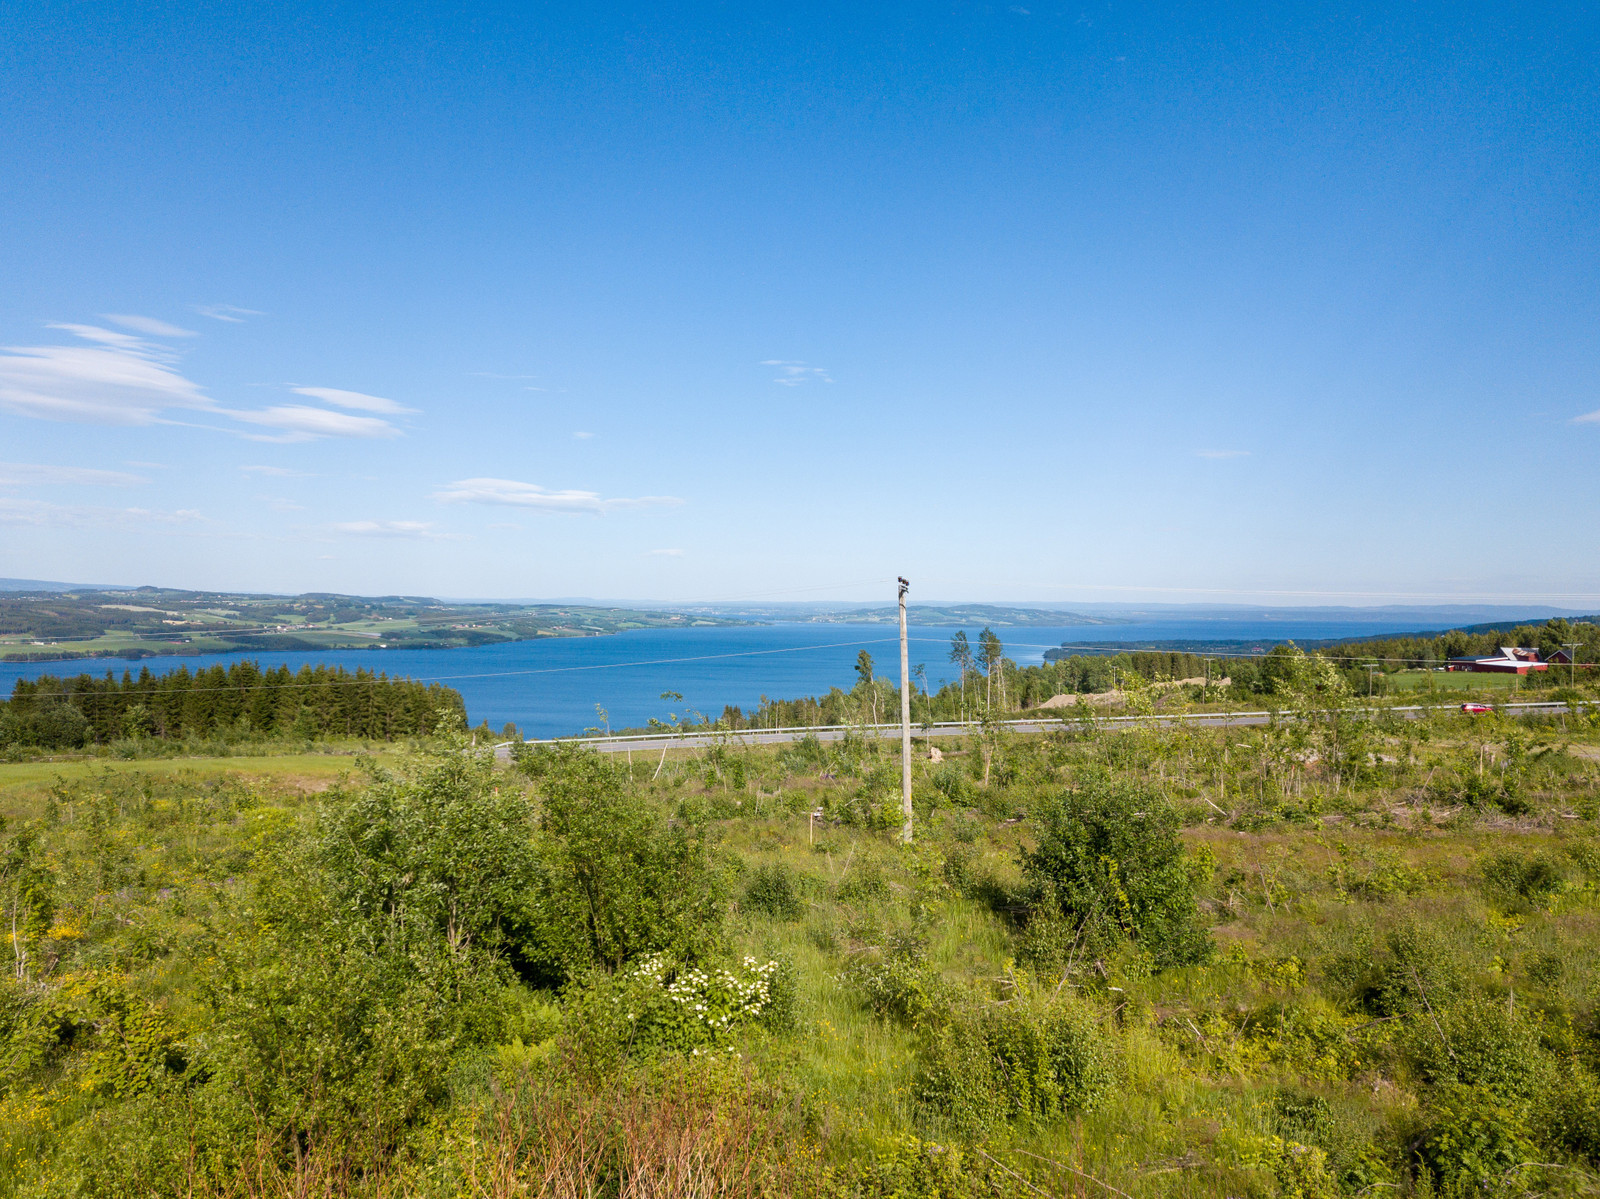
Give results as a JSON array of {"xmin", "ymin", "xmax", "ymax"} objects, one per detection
[{"xmin": 4, "ymin": 687, "xmax": 1600, "ymax": 1197}]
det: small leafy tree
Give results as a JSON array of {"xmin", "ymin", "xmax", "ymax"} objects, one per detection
[
  {"xmin": 1021, "ymin": 774, "xmax": 1211, "ymax": 970},
  {"xmin": 978, "ymin": 627, "xmax": 1005, "ymax": 711},
  {"xmin": 319, "ymin": 741, "xmax": 537, "ymax": 961},
  {"xmin": 949, "ymin": 632, "xmax": 973, "ymax": 721},
  {"xmin": 517, "ymin": 745, "xmax": 726, "ymax": 983},
  {"xmin": 855, "ymin": 651, "xmax": 879, "ymax": 724}
]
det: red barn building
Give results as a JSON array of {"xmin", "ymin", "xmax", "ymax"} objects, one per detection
[{"xmin": 1445, "ymin": 647, "xmax": 1548, "ymax": 674}]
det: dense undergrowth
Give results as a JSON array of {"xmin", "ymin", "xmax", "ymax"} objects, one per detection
[{"xmin": 5, "ymin": 689, "xmax": 1600, "ymax": 1196}]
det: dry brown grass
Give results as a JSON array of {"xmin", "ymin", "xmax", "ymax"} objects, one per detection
[
  {"xmin": 188, "ymin": 1061, "xmax": 799, "ymax": 1199},
  {"xmin": 468, "ymin": 1061, "xmax": 794, "ymax": 1199}
]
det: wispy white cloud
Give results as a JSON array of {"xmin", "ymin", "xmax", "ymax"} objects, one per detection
[
  {"xmin": 646, "ymin": 548, "xmax": 685, "ymax": 557},
  {"xmin": 0, "ymin": 328, "xmax": 211, "ymax": 424},
  {"xmin": 573, "ymin": 430, "xmax": 594, "ymax": 440},
  {"xmin": 331, "ymin": 519, "xmax": 459, "ymax": 540},
  {"xmin": 0, "ymin": 462, "xmax": 149, "ymax": 487},
  {"xmin": 103, "ymin": 314, "xmax": 196, "ymax": 338},
  {"xmin": 258, "ymin": 495, "xmax": 306, "ymax": 512},
  {"xmin": 195, "ymin": 304, "xmax": 263, "ymax": 323},
  {"xmin": 432, "ymin": 477, "xmax": 684, "ymax": 515},
  {"xmin": 240, "ymin": 464, "xmax": 312, "ymax": 477},
  {"xmin": 290, "ymin": 386, "xmax": 417, "ymax": 415},
  {"xmin": 1574, "ymin": 409, "xmax": 1600, "ymax": 424},
  {"xmin": 45, "ymin": 322, "xmax": 166, "ymax": 354},
  {"xmin": 233, "ymin": 405, "xmax": 402, "ymax": 442},
  {"xmin": 1195, "ymin": 449, "xmax": 1251, "ymax": 459},
  {"xmin": 0, "ymin": 497, "xmax": 205, "ymax": 528},
  {"xmin": 761, "ymin": 360, "xmax": 834, "ymax": 386},
  {"xmin": 0, "ymin": 320, "xmax": 407, "ymax": 442}
]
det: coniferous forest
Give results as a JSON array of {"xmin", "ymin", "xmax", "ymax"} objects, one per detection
[{"xmin": 1, "ymin": 662, "xmax": 463, "ymax": 751}]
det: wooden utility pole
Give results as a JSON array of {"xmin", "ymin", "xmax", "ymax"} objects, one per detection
[
  {"xmin": 1564, "ymin": 642, "xmax": 1582, "ymax": 688},
  {"xmin": 899, "ymin": 576, "xmax": 913, "ymax": 843}
]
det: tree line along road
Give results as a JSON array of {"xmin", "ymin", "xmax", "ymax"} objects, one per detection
[{"xmin": 492, "ymin": 700, "xmax": 1585, "ymax": 760}]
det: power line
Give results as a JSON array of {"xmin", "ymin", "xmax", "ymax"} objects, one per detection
[
  {"xmin": 5, "ymin": 637, "xmax": 904, "ymax": 696},
  {"xmin": 8, "ymin": 628, "xmax": 1592, "ymax": 700},
  {"xmin": 912, "ymin": 578, "xmax": 1600, "ymax": 604}
]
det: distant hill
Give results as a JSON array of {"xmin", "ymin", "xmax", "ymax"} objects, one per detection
[
  {"xmin": 0, "ymin": 586, "xmax": 742, "ymax": 663},
  {"xmin": 804, "ymin": 604, "xmax": 1118, "ymax": 627},
  {"xmin": 1041, "ymin": 615, "xmax": 1600, "ymax": 662},
  {"xmin": 0, "ymin": 578, "xmax": 128, "ymax": 592}
]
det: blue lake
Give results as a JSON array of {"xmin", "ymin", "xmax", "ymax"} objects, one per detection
[{"xmin": 0, "ymin": 614, "xmax": 1467, "ymax": 738}]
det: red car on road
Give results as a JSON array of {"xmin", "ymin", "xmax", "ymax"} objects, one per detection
[{"xmin": 1461, "ymin": 702, "xmax": 1494, "ymax": 715}]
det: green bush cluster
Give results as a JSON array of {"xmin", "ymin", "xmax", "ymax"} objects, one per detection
[
  {"xmin": 917, "ymin": 992, "xmax": 1114, "ymax": 1136},
  {"xmin": 742, "ymin": 861, "xmax": 805, "ymax": 920},
  {"xmin": 1021, "ymin": 774, "xmax": 1212, "ymax": 970}
]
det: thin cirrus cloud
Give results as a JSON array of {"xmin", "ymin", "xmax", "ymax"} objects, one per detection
[
  {"xmin": 240, "ymin": 464, "xmax": 312, "ymax": 477},
  {"xmin": 0, "ymin": 497, "xmax": 204, "ymax": 528},
  {"xmin": 1195, "ymin": 449, "xmax": 1251, "ymax": 459},
  {"xmin": 431, "ymin": 477, "xmax": 684, "ymax": 515},
  {"xmin": 761, "ymin": 360, "xmax": 834, "ymax": 386},
  {"xmin": 195, "ymin": 304, "xmax": 263, "ymax": 323},
  {"xmin": 331, "ymin": 519, "xmax": 459, "ymax": 540},
  {"xmin": 103, "ymin": 314, "xmax": 196, "ymax": 338},
  {"xmin": 0, "ymin": 462, "xmax": 149, "ymax": 487},
  {"xmin": 291, "ymin": 386, "xmax": 417, "ymax": 415},
  {"xmin": 0, "ymin": 321, "xmax": 410, "ymax": 441},
  {"xmin": 233, "ymin": 405, "xmax": 403, "ymax": 442},
  {"xmin": 1574, "ymin": 409, "xmax": 1600, "ymax": 424}
]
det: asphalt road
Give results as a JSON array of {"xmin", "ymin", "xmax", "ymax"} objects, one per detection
[{"xmin": 493, "ymin": 700, "xmax": 1582, "ymax": 760}]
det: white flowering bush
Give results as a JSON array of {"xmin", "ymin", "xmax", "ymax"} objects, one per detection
[{"xmin": 620, "ymin": 954, "xmax": 781, "ymax": 1053}]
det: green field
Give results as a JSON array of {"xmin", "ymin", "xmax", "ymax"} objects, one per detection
[
  {"xmin": 5, "ymin": 703, "xmax": 1600, "ymax": 1197},
  {"xmin": 1382, "ymin": 670, "xmax": 1548, "ymax": 694},
  {"xmin": 0, "ymin": 749, "xmax": 398, "ymax": 818}
]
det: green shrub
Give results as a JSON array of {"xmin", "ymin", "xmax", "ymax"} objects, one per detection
[
  {"xmin": 1483, "ymin": 850, "xmax": 1567, "ymax": 908},
  {"xmin": 1537, "ymin": 1058, "xmax": 1600, "ymax": 1167},
  {"xmin": 1368, "ymin": 924, "xmax": 1465, "ymax": 1017},
  {"xmin": 1251, "ymin": 996, "xmax": 1362, "ymax": 1081},
  {"xmin": 0, "ymin": 977, "xmax": 71, "ymax": 1094},
  {"xmin": 562, "ymin": 954, "xmax": 783, "ymax": 1071},
  {"xmin": 836, "ymin": 859, "xmax": 889, "ymax": 905},
  {"xmin": 1325, "ymin": 846, "xmax": 1429, "ymax": 901},
  {"xmin": 742, "ymin": 863, "xmax": 804, "ymax": 921},
  {"xmin": 317, "ymin": 745, "xmax": 539, "ymax": 960},
  {"xmin": 1014, "ymin": 903, "xmax": 1081, "ymax": 976},
  {"xmin": 1402, "ymin": 997, "xmax": 1550, "ymax": 1105},
  {"xmin": 918, "ymin": 993, "xmax": 1114, "ymax": 1135},
  {"xmin": 1414, "ymin": 1084, "xmax": 1539, "ymax": 1195},
  {"xmin": 1525, "ymin": 950, "xmax": 1564, "ymax": 987},
  {"xmin": 1020, "ymin": 774, "xmax": 1211, "ymax": 970},
  {"xmin": 940, "ymin": 843, "xmax": 1010, "ymax": 912},
  {"xmin": 846, "ymin": 928, "xmax": 937, "ymax": 1024},
  {"xmin": 930, "ymin": 763, "xmax": 968, "ymax": 805},
  {"xmin": 520, "ymin": 745, "xmax": 728, "ymax": 983},
  {"xmin": 780, "ymin": 732, "xmax": 827, "ymax": 772}
]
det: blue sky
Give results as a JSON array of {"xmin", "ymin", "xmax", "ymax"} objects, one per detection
[{"xmin": 2, "ymin": 3, "xmax": 1597, "ymax": 605}]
